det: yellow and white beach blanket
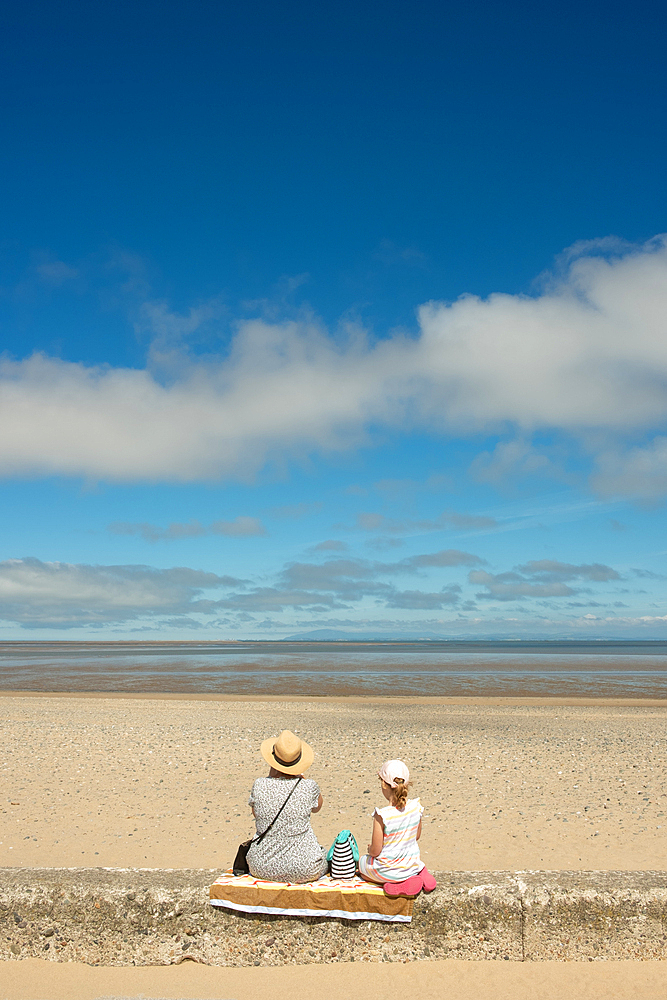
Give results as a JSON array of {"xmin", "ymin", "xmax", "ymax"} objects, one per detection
[{"xmin": 209, "ymin": 870, "xmax": 414, "ymax": 922}]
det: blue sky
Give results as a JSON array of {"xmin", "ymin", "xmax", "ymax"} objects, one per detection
[{"xmin": 1, "ymin": 0, "xmax": 667, "ymax": 638}]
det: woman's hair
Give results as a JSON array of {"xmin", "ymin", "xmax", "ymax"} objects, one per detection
[{"xmin": 385, "ymin": 777, "xmax": 410, "ymax": 810}]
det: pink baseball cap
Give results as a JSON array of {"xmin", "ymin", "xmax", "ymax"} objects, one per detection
[{"xmin": 378, "ymin": 759, "xmax": 410, "ymax": 788}]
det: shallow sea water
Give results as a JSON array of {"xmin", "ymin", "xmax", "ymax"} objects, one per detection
[{"xmin": 0, "ymin": 640, "xmax": 666, "ymax": 698}]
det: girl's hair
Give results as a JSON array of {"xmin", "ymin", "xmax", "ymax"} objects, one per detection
[{"xmin": 386, "ymin": 777, "xmax": 409, "ymax": 811}]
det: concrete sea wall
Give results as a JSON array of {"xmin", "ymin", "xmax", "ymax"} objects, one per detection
[{"xmin": 1, "ymin": 868, "xmax": 666, "ymax": 966}]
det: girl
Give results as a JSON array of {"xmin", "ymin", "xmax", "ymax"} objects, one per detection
[{"xmin": 358, "ymin": 759, "xmax": 436, "ymax": 896}]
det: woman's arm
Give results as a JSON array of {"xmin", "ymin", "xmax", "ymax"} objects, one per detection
[
  {"xmin": 312, "ymin": 793, "xmax": 323, "ymax": 813},
  {"xmin": 367, "ymin": 814, "xmax": 385, "ymax": 858}
]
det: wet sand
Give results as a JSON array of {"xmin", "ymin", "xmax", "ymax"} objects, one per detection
[
  {"xmin": 2, "ymin": 640, "xmax": 666, "ymax": 699},
  {"xmin": 1, "ymin": 694, "xmax": 665, "ymax": 871}
]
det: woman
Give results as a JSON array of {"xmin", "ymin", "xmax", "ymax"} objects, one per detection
[{"xmin": 246, "ymin": 730, "xmax": 328, "ymax": 883}]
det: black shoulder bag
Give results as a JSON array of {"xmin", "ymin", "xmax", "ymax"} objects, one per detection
[{"xmin": 233, "ymin": 776, "xmax": 303, "ymax": 876}]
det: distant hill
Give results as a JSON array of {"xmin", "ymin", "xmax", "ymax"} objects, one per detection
[
  {"xmin": 280, "ymin": 629, "xmax": 645, "ymax": 643},
  {"xmin": 281, "ymin": 629, "xmax": 455, "ymax": 641}
]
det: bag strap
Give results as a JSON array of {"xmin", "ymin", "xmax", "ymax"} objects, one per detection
[{"xmin": 254, "ymin": 776, "xmax": 303, "ymax": 845}]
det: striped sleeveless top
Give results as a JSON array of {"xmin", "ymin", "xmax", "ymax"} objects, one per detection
[{"xmin": 366, "ymin": 797, "xmax": 424, "ymax": 882}]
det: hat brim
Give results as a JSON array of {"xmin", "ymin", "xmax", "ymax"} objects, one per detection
[{"xmin": 260, "ymin": 736, "xmax": 314, "ymax": 774}]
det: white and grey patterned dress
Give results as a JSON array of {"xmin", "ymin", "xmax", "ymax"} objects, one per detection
[{"xmin": 246, "ymin": 776, "xmax": 328, "ymax": 883}]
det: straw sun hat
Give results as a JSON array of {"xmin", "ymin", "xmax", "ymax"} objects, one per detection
[{"xmin": 261, "ymin": 730, "xmax": 314, "ymax": 775}]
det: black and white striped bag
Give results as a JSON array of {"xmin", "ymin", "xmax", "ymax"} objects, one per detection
[{"xmin": 327, "ymin": 829, "xmax": 359, "ymax": 879}]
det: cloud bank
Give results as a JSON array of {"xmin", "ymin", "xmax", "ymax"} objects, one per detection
[
  {"xmin": 470, "ymin": 560, "xmax": 621, "ymax": 601},
  {"xmin": 2, "ymin": 237, "xmax": 667, "ymax": 493},
  {"xmin": 0, "ymin": 550, "xmax": 638, "ymax": 629},
  {"xmin": 0, "ymin": 549, "xmax": 484, "ymax": 626},
  {"xmin": 0, "ymin": 558, "xmax": 243, "ymax": 627}
]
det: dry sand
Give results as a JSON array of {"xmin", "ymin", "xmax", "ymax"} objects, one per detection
[
  {"xmin": 1, "ymin": 694, "xmax": 665, "ymax": 870},
  {"xmin": 1, "ymin": 957, "xmax": 667, "ymax": 1000},
  {"xmin": 1, "ymin": 693, "xmax": 666, "ymax": 999}
]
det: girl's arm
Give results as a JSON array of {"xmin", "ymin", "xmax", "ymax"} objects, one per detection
[
  {"xmin": 367, "ymin": 813, "xmax": 385, "ymax": 858},
  {"xmin": 416, "ymin": 818, "xmax": 422, "ymax": 841}
]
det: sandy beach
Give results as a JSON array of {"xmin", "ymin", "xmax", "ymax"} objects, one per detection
[
  {"xmin": 1, "ymin": 956, "xmax": 666, "ymax": 1000},
  {"xmin": 1, "ymin": 694, "xmax": 665, "ymax": 871},
  {"xmin": 1, "ymin": 693, "xmax": 666, "ymax": 999}
]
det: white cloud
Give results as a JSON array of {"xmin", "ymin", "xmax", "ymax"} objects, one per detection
[
  {"xmin": 2, "ymin": 236, "xmax": 667, "ymax": 489},
  {"xmin": 415, "ymin": 235, "xmax": 667, "ymax": 432},
  {"xmin": 0, "ymin": 558, "xmax": 243, "ymax": 627},
  {"xmin": 470, "ymin": 570, "xmax": 576, "ymax": 601},
  {"xmin": 108, "ymin": 516, "xmax": 266, "ymax": 541},
  {"xmin": 407, "ymin": 549, "xmax": 486, "ymax": 569},
  {"xmin": 0, "ymin": 550, "xmax": 656, "ymax": 632},
  {"xmin": 217, "ymin": 549, "xmax": 483, "ymax": 613},
  {"xmin": 470, "ymin": 559, "xmax": 621, "ymax": 602},
  {"xmin": 308, "ymin": 540, "xmax": 348, "ymax": 552},
  {"xmin": 216, "ymin": 588, "xmax": 345, "ymax": 612},
  {"xmin": 384, "ymin": 586, "xmax": 461, "ymax": 609},
  {"xmin": 352, "ymin": 510, "xmax": 497, "ymax": 533},
  {"xmin": 469, "ymin": 439, "xmax": 561, "ymax": 485},
  {"xmin": 591, "ymin": 437, "xmax": 667, "ymax": 499},
  {"xmin": 515, "ymin": 559, "xmax": 620, "ymax": 583},
  {"xmin": 279, "ymin": 550, "xmax": 483, "ymax": 594},
  {"xmin": 0, "ymin": 546, "xmax": 486, "ymax": 626}
]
